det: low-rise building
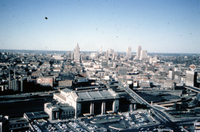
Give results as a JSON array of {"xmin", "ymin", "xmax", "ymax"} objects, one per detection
[
  {"xmin": 44, "ymin": 88, "xmax": 120, "ymax": 120},
  {"xmin": 9, "ymin": 117, "xmax": 29, "ymax": 131}
]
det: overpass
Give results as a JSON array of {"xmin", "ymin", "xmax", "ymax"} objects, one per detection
[
  {"xmin": 118, "ymin": 83, "xmax": 172, "ymax": 122},
  {"xmin": 118, "ymin": 83, "xmax": 181, "ymax": 131},
  {"xmin": 185, "ymin": 86, "xmax": 200, "ymax": 93}
]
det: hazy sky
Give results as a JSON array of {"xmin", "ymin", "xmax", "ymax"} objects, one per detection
[{"xmin": 0, "ymin": 0, "xmax": 200, "ymax": 53}]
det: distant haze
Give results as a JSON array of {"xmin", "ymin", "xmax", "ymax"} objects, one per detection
[{"xmin": 0, "ymin": 0, "xmax": 200, "ymax": 53}]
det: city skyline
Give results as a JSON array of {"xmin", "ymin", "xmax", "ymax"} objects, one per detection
[
  {"xmin": 1, "ymin": 37, "xmax": 200, "ymax": 131},
  {"xmin": 0, "ymin": 0, "xmax": 200, "ymax": 53}
]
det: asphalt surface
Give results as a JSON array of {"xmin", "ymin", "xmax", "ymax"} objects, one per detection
[{"xmin": 0, "ymin": 94, "xmax": 53, "ymax": 117}]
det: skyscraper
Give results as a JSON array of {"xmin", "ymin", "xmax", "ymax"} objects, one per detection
[
  {"xmin": 74, "ymin": 44, "xmax": 80, "ymax": 62},
  {"xmin": 106, "ymin": 49, "xmax": 114, "ymax": 59},
  {"xmin": 136, "ymin": 45, "xmax": 142, "ymax": 59},
  {"xmin": 140, "ymin": 50, "xmax": 147, "ymax": 60},
  {"xmin": 169, "ymin": 70, "xmax": 174, "ymax": 80},
  {"xmin": 185, "ymin": 70, "xmax": 197, "ymax": 87},
  {"xmin": 126, "ymin": 46, "xmax": 132, "ymax": 59},
  {"xmin": 99, "ymin": 46, "xmax": 102, "ymax": 55}
]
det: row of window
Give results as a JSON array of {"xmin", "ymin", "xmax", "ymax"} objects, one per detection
[
  {"xmin": 10, "ymin": 123, "xmax": 29, "ymax": 128},
  {"xmin": 62, "ymin": 111, "xmax": 74, "ymax": 114},
  {"xmin": 61, "ymin": 114, "xmax": 75, "ymax": 118}
]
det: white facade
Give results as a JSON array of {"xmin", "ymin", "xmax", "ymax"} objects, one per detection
[
  {"xmin": 185, "ymin": 70, "xmax": 197, "ymax": 87},
  {"xmin": 168, "ymin": 70, "xmax": 174, "ymax": 80},
  {"xmin": 45, "ymin": 88, "xmax": 120, "ymax": 119},
  {"xmin": 106, "ymin": 49, "xmax": 115, "ymax": 59},
  {"xmin": 44, "ymin": 103, "xmax": 75, "ymax": 120},
  {"xmin": 99, "ymin": 46, "xmax": 102, "ymax": 54},
  {"xmin": 140, "ymin": 50, "xmax": 147, "ymax": 60},
  {"xmin": 149, "ymin": 56, "xmax": 158, "ymax": 64},
  {"xmin": 126, "ymin": 46, "xmax": 132, "ymax": 59},
  {"xmin": 74, "ymin": 44, "xmax": 80, "ymax": 62},
  {"xmin": 90, "ymin": 52, "xmax": 98, "ymax": 59},
  {"xmin": 136, "ymin": 45, "xmax": 142, "ymax": 59}
]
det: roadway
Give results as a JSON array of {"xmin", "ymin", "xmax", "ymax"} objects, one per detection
[
  {"xmin": 185, "ymin": 86, "xmax": 200, "ymax": 93},
  {"xmin": 118, "ymin": 83, "xmax": 182, "ymax": 132}
]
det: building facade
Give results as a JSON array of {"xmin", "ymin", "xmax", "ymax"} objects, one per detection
[
  {"xmin": 74, "ymin": 44, "xmax": 80, "ymax": 62},
  {"xmin": 136, "ymin": 45, "xmax": 142, "ymax": 59},
  {"xmin": 126, "ymin": 46, "xmax": 132, "ymax": 59},
  {"xmin": 44, "ymin": 88, "xmax": 120, "ymax": 120},
  {"xmin": 140, "ymin": 50, "xmax": 148, "ymax": 60},
  {"xmin": 185, "ymin": 70, "xmax": 197, "ymax": 87}
]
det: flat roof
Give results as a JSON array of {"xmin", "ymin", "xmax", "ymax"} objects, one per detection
[
  {"xmin": 48, "ymin": 103, "xmax": 74, "ymax": 111},
  {"xmin": 62, "ymin": 88, "xmax": 72, "ymax": 93},
  {"xmin": 24, "ymin": 111, "xmax": 49, "ymax": 121},
  {"xmin": 76, "ymin": 89, "xmax": 120, "ymax": 101},
  {"xmin": 9, "ymin": 117, "xmax": 28, "ymax": 124},
  {"xmin": 58, "ymin": 88, "xmax": 120, "ymax": 102}
]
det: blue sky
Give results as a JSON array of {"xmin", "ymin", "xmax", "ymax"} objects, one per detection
[{"xmin": 0, "ymin": 0, "xmax": 200, "ymax": 53}]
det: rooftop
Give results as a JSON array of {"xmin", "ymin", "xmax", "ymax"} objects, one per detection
[
  {"xmin": 58, "ymin": 88, "xmax": 120, "ymax": 102},
  {"xmin": 9, "ymin": 117, "xmax": 28, "ymax": 124},
  {"xmin": 24, "ymin": 111, "xmax": 49, "ymax": 121},
  {"xmin": 46, "ymin": 103, "xmax": 74, "ymax": 111}
]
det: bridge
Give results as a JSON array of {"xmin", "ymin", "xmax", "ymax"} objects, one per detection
[
  {"xmin": 185, "ymin": 86, "xmax": 200, "ymax": 93},
  {"xmin": 118, "ymin": 84, "xmax": 172, "ymax": 122},
  {"xmin": 118, "ymin": 83, "xmax": 182, "ymax": 131}
]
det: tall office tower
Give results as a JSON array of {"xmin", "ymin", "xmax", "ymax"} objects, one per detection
[
  {"xmin": 106, "ymin": 49, "xmax": 114, "ymax": 59},
  {"xmin": 74, "ymin": 44, "xmax": 80, "ymax": 62},
  {"xmin": 140, "ymin": 50, "xmax": 147, "ymax": 60},
  {"xmin": 149, "ymin": 57, "xmax": 153, "ymax": 64},
  {"xmin": 126, "ymin": 46, "xmax": 132, "ymax": 59},
  {"xmin": 169, "ymin": 70, "xmax": 174, "ymax": 80},
  {"xmin": 185, "ymin": 70, "xmax": 197, "ymax": 87},
  {"xmin": 99, "ymin": 46, "xmax": 102, "ymax": 55},
  {"xmin": 67, "ymin": 51, "xmax": 71, "ymax": 59},
  {"xmin": 136, "ymin": 45, "xmax": 142, "ymax": 59}
]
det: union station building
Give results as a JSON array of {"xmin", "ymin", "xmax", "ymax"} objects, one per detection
[{"xmin": 44, "ymin": 88, "xmax": 120, "ymax": 120}]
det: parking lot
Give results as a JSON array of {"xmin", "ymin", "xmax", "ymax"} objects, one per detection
[{"xmin": 31, "ymin": 110, "xmax": 158, "ymax": 132}]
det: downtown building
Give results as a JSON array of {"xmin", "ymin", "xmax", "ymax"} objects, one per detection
[
  {"xmin": 73, "ymin": 44, "xmax": 80, "ymax": 63},
  {"xmin": 134, "ymin": 45, "xmax": 142, "ymax": 60},
  {"xmin": 140, "ymin": 50, "xmax": 148, "ymax": 60},
  {"xmin": 134, "ymin": 45, "xmax": 148, "ymax": 61},
  {"xmin": 126, "ymin": 46, "xmax": 132, "ymax": 59},
  {"xmin": 185, "ymin": 70, "xmax": 198, "ymax": 87}
]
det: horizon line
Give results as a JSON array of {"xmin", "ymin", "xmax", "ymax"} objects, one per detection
[{"xmin": 0, "ymin": 48, "xmax": 199, "ymax": 55}]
